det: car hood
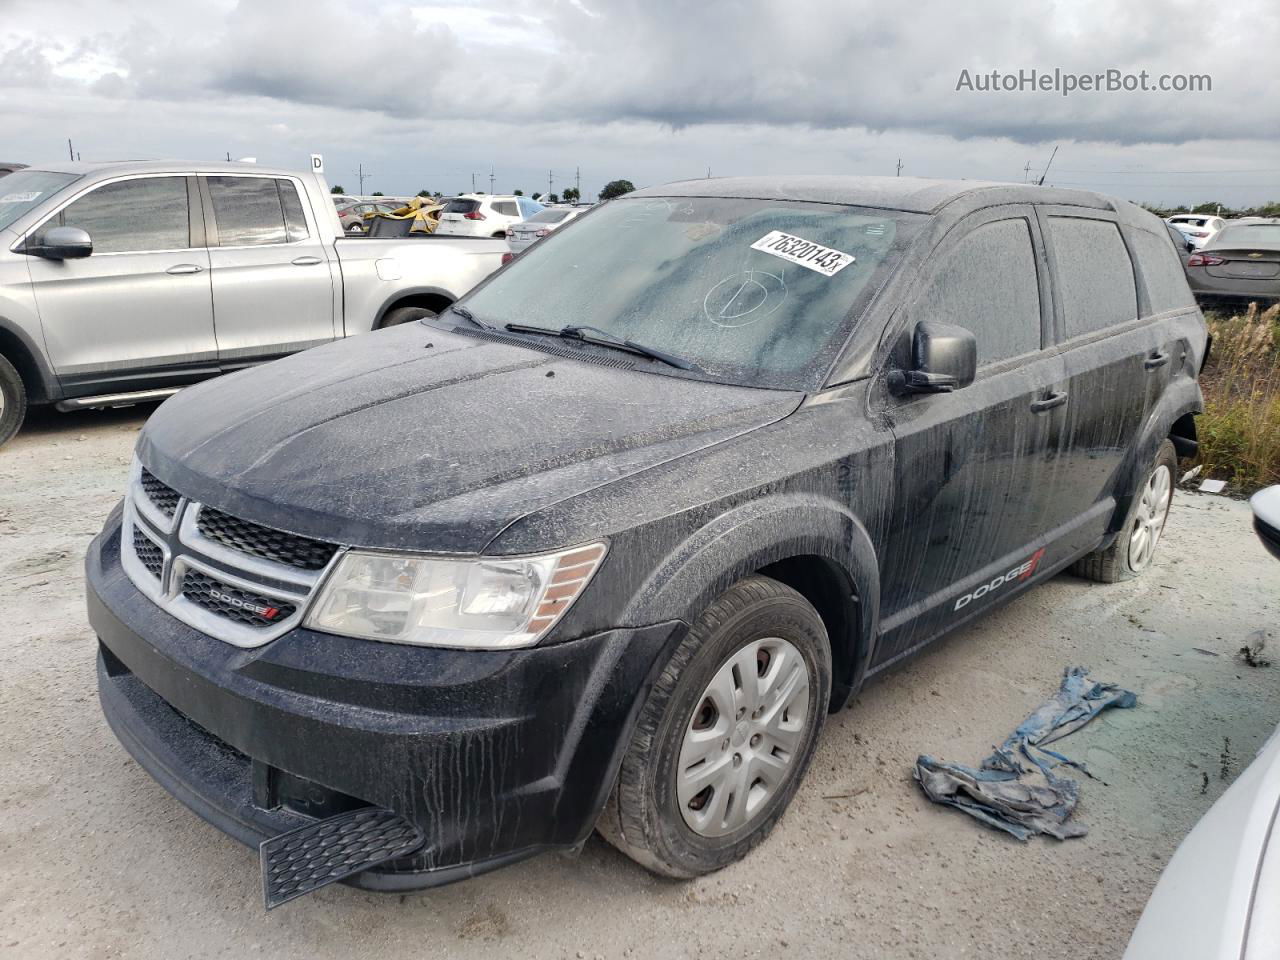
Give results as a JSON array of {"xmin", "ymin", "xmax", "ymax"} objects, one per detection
[{"xmin": 138, "ymin": 324, "xmax": 802, "ymax": 553}]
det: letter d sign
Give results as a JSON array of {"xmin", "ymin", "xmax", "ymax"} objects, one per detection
[{"xmin": 310, "ymin": 154, "xmax": 324, "ymax": 174}]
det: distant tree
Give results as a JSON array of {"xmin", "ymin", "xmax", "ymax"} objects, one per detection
[
  {"xmin": 514, "ymin": 189, "xmax": 524, "ymax": 196},
  {"xmin": 372, "ymin": 191, "xmax": 384, "ymax": 197},
  {"xmin": 599, "ymin": 179, "xmax": 635, "ymax": 201},
  {"xmin": 547, "ymin": 192, "xmax": 560, "ymax": 204},
  {"xmin": 531, "ymin": 192, "xmax": 543, "ymax": 201},
  {"xmin": 561, "ymin": 187, "xmax": 580, "ymax": 203},
  {"xmin": 330, "ymin": 184, "xmax": 346, "ymax": 194},
  {"xmin": 417, "ymin": 189, "xmax": 431, "ymax": 198},
  {"xmin": 434, "ymin": 191, "xmax": 444, "ymax": 198}
]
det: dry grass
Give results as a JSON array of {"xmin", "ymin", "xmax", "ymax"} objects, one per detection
[{"xmin": 1195, "ymin": 302, "xmax": 1280, "ymax": 493}]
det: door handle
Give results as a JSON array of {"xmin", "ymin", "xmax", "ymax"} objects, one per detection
[
  {"xmin": 165, "ymin": 264, "xmax": 203, "ymax": 275},
  {"xmin": 1144, "ymin": 351, "xmax": 1169, "ymax": 370},
  {"xmin": 291, "ymin": 256, "xmax": 323, "ymax": 266},
  {"xmin": 1030, "ymin": 391, "xmax": 1068, "ymax": 413}
]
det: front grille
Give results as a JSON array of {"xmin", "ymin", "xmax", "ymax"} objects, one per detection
[
  {"xmin": 140, "ymin": 469, "xmax": 181, "ymax": 518},
  {"xmin": 180, "ymin": 569, "xmax": 297, "ymax": 628},
  {"xmin": 196, "ymin": 507, "xmax": 338, "ymax": 571},
  {"xmin": 132, "ymin": 528, "xmax": 164, "ymax": 579}
]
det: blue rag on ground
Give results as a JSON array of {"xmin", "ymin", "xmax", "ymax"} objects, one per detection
[{"xmin": 914, "ymin": 666, "xmax": 1137, "ymax": 840}]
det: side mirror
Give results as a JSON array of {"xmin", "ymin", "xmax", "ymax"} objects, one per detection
[
  {"xmin": 28, "ymin": 226, "xmax": 93, "ymax": 260},
  {"xmin": 890, "ymin": 321, "xmax": 977, "ymax": 394},
  {"xmin": 1185, "ymin": 238, "xmax": 1195, "ymax": 254}
]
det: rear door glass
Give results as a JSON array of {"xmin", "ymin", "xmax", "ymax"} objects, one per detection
[
  {"xmin": 1046, "ymin": 217, "xmax": 1137, "ymax": 339},
  {"xmin": 492, "ymin": 201, "xmax": 518, "ymax": 217},
  {"xmin": 207, "ymin": 176, "xmax": 288, "ymax": 246},
  {"xmin": 278, "ymin": 180, "xmax": 309, "ymax": 242}
]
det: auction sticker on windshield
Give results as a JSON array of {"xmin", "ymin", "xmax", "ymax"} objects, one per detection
[{"xmin": 750, "ymin": 231, "xmax": 855, "ymax": 277}]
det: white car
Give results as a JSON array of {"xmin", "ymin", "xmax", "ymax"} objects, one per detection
[
  {"xmin": 1167, "ymin": 214, "xmax": 1227, "ymax": 249},
  {"xmin": 436, "ymin": 194, "xmax": 545, "ymax": 238},
  {"xmin": 505, "ymin": 206, "xmax": 587, "ymax": 254}
]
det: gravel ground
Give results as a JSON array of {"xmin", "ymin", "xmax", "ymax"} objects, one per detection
[{"xmin": 0, "ymin": 404, "xmax": 1277, "ymax": 960}]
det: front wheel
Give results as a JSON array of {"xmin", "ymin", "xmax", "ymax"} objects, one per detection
[
  {"xmin": 1072, "ymin": 439, "xmax": 1177, "ymax": 582},
  {"xmin": 0, "ymin": 353, "xmax": 27, "ymax": 448},
  {"xmin": 597, "ymin": 576, "xmax": 831, "ymax": 878}
]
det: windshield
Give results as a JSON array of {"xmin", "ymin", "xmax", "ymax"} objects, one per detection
[
  {"xmin": 462, "ymin": 196, "xmax": 921, "ymax": 389},
  {"xmin": 0, "ymin": 170, "xmax": 80, "ymax": 232},
  {"xmin": 1214, "ymin": 224, "xmax": 1280, "ymax": 248}
]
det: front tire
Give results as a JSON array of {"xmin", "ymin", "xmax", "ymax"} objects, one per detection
[
  {"xmin": 1072, "ymin": 439, "xmax": 1177, "ymax": 582},
  {"xmin": 598, "ymin": 576, "xmax": 831, "ymax": 878},
  {"xmin": 0, "ymin": 353, "xmax": 27, "ymax": 448}
]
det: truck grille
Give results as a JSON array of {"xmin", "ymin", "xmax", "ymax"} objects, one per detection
[
  {"xmin": 197, "ymin": 507, "xmax": 337, "ymax": 571},
  {"xmin": 120, "ymin": 458, "xmax": 343, "ymax": 648},
  {"xmin": 140, "ymin": 469, "xmax": 181, "ymax": 518},
  {"xmin": 132, "ymin": 528, "xmax": 164, "ymax": 579},
  {"xmin": 180, "ymin": 570, "xmax": 298, "ymax": 628}
]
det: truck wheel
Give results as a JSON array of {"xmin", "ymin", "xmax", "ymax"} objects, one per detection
[
  {"xmin": 1072, "ymin": 439, "xmax": 1178, "ymax": 582},
  {"xmin": 0, "ymin": 353, "xmax": 28, "ymax": 448},
  {"xmin": 598, "ymin": 575, "xmax": 831, "ymax": 878},
  {"xmin": 377, "ymin": 306, "xmax": 438, "ymax": 329}
]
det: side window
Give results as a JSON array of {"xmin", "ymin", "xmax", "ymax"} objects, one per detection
[
  {"xmin": 916, "ymin": 218, "xmax": 1042, "ymax": 366},
  {"xmin": 47, "ymin": 177, "xmax": 190, "ymax": 254},
  {"xmin": 492, "ymin": 201, "xmax": 518, "ymax": 217},
  {"xmin": 1128, "ymin": 228, "xmax": 1196, "ymax": 315},
  {"xmin": 1046, "ymin": 217, "xmax": 1138, "ymax": 338},
  {"xmin": 207, "ymin": 176, "xmax": 287, "ymax": 246},
  {"xmin": 277, "ymin": 180, "xmax": 309, "ymax": 242}
]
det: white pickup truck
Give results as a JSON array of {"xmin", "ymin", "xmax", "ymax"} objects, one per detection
[{"xmin": 0, "ymin": 159, "xmax": 508, "ymax": 445}]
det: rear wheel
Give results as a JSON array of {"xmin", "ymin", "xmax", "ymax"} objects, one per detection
[
  {"xmin": 377, "ymin": 306, "xmax": 439, "ymax": 329},
  {"xmin": 597, "ymin": 576, "xmax": 831, "ymax": 878},
  {"xmin": 1072, "ymin": 440, "xmax": 1177, "ymax": 582},
  {"xmin": 0, "ymin": 353, "xmax": 27, "ymax": 448}
]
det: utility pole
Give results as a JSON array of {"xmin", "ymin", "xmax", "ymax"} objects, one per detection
[
  {"xmin": 226, "ymin": 151, "xmax": 232, "ymax": 162},
  {"xmin": 707, "ymin": 166, "xmax": 712, "ymax": 178},
  {"xmin": 548, "ymin": 169, "xmax": 554, "ymax": 198},
  {"xmin": 576, "ymin": 166, "xmax": 581, "ymax": 197},
  {"xmin": 489, "ymin": 168, "xmax": 495, "ymax": 194},
  {"xmin": 68, "ymin": 138, "xmax": 75, "ymax": 161},
  {"xmin": 895, "ymin": 158, "xmax": 903, "ymax": 177},
  {"xmin": 1036, "ymin": 145, "xmax": 1059, "ymax": 186},
  {"xmin": 357, "ymin": 164, "xmax": 370, "ymax": 195},
  {"xmin": 1023, "ymin": 160, "xmax": 1032, "ymax": 182}
]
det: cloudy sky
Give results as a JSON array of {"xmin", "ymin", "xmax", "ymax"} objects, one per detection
[{"xmin": 2, "ymin": 0, "xmax": 1278, "ymax": 206}]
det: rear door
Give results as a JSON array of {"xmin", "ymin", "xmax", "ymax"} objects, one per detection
[
  {"xmin": 201, "ymin": 175, "xmax": 337, "ymax": 367},
  {"xmin": 25, "ymin": 174, "xmax": 218, "ymax": 395},
  {"xmin": 1037, "ymin": 210, "xmax": 1157, "ymax": 551},
  {"xmin": 874, "ymin": 205, "xmax": 1063, "ymax": 664}
]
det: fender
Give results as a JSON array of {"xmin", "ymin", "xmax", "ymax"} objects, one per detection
[
  {"xmin": 622, "ymin": 492, "xmax": 880, "ymax": 707},
  {"xmin": 1106, "ymin": 376, "xmax": 1204, "ymax": 537},
  {"xmin": 0, "ymin": 315, "xmax": 60, "ymax": 403}
]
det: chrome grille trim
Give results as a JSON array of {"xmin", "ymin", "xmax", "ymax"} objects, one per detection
[{"xmin": 120, "ymin": 458, "xmax": 344, "ymax": 649}]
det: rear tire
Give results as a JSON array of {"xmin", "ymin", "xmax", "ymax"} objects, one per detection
[
  {"xmin": 377, "ymin": 306, "xmax": 439, "ymax": 329},
  {"xmin": 597, "ymin": 575, "xmax": 831, "ymax": 879},
  {"xmin": 0, "ymin": 354, "xmax": 27, "ymax": 448},
  {"xmin": 1072, "ymin": 439, "xmax": 1177, "ymax": 582}
]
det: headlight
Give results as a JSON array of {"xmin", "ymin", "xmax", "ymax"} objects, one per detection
[{"xmin": 304, "ymin": 542, "xmax": 607, "ymax": 649}]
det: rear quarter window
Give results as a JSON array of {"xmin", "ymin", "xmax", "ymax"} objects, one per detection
[
  {"xmin": 1127, "ymin": 228, "xmax": 1195, "ymax": 314},
  {"xmin": 1046, "ymin": 217, "xmax": 1137, "ymax": 339}
]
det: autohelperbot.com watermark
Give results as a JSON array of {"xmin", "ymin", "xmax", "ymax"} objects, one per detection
[{"xmin": 955, "ymin": 68, "xmax": 1211, "ymax": 96}]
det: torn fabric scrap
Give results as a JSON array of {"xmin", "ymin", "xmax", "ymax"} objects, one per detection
[{"xmin": 915, "ymin": 666, "xmax": 1137, "ymax": 840}]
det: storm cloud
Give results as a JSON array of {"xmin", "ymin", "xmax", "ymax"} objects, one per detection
[{"xmin": 1, "ymin": 0, "xmax": 1277, "ymax": 204}]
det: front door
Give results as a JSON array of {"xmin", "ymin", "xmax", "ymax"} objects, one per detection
[
  {"xmin": 872, "ymin": 207, "xmax": 1063, "ymax": 668},
  {"xmin": 201, "ymin": 175, "xmax": 337, "ymax": 367},
  {"xmin": 25, "ymin": 175, "xmax": 218, "ymax": 396}
]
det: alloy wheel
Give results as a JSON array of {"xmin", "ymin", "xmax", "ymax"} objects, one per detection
[{"xmin": 1129, "ymin": 462, "xmax": 1173, "ymax": 571}]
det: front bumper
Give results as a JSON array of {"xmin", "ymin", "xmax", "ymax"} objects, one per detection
[{"xmin": 88, "ymin": 514, "xmax": 683, "ymax": 891}]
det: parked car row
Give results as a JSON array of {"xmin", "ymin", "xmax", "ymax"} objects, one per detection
[{"xmin": 0, "ymin": 160, "xmax": 510, "ymax": 446}]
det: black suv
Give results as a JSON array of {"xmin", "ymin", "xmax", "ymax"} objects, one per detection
[{"xmin": 87, "ymin": 176, "xmax": 1206, "ymax": 901}]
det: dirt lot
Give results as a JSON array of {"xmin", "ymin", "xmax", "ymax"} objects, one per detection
[{"xmin": 1, "ymin": 404, "xmax": 1277, "ymax": 960}]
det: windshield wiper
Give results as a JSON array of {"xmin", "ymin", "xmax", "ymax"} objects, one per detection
[
  {"xmin": 503, "ymin": 322, "xmax": 705, "ymax": 373},
  {"xmin": 449, "ymin": 304, "xmax": 493, "ymax": 330}
]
